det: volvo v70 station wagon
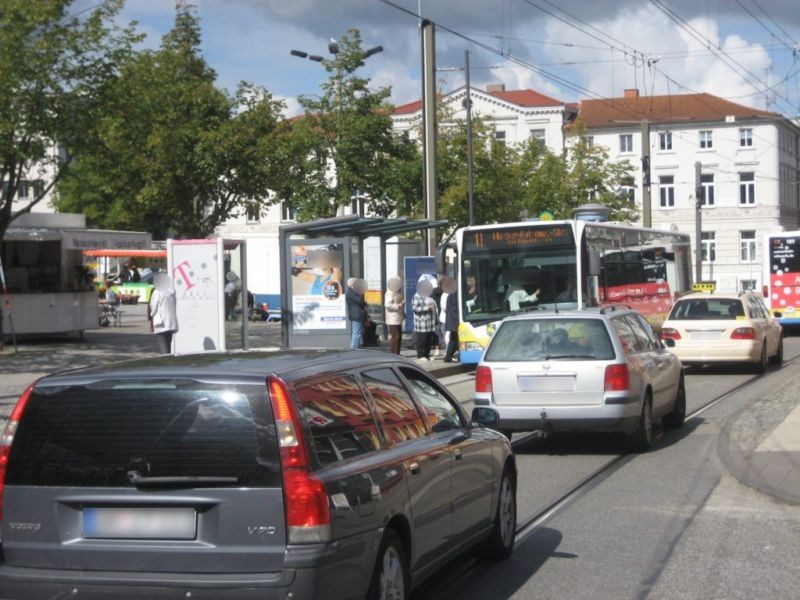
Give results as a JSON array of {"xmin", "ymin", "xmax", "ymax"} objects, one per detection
[{"xmin": 0, "ymin": 350, "xmax": 516, "ymax": 600}]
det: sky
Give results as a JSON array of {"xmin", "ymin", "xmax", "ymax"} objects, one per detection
[{"xmin": 79, "ymin": 0, "xmax": 800, "ymax": 118}]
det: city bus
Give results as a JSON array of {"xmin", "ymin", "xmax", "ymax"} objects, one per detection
[
  {"xmin": 442, "ymin": 219, "xmax": 693, "ymax": 364},
  {"xmin": 763, "ymin": 230, "xmax": 800, "ymax": 325}
]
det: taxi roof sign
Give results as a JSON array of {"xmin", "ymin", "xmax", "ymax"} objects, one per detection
[{"xmin": 692, "ymin": 281, "xmax": 716, "ymax": 292}]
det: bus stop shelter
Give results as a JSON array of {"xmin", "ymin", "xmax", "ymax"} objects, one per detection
[{"xmin": 279, "ymin": 215, "xmax": 446, "ymax": 349}]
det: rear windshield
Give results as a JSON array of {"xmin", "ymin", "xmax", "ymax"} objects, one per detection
[
  {"xmin": 484, "ymin": 318, "xmax": 615, "ymax": 361},
  {"xmin": 669, "ymin": 298, "xmax": 744, "ymax": 320},
  {"xmin": 6, "ymin": 380, "xmax": 281, "ymax": 488}
]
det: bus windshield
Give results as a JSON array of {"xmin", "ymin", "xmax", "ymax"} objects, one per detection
[{"xmin": 461, "ymin": 224, "xmax": 577, "ymax": 322}]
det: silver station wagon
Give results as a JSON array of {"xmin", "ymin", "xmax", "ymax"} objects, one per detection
[
  {"xmin": 0, "ymin": 350, "xmax": 516, "ymax": 600},
  {"xmin": 475, "ymin": 308, "xmax": 686, "ymax": 450}
]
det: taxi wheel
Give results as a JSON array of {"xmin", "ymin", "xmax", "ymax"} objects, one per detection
[
  {"xmin": 769, "ymin": 336, "xmax": 784, "ymax": 366},
  {"xmin": 755, "ymin": 343, "xmax": 768, "ymax": 374}
]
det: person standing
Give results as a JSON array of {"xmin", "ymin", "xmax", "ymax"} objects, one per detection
[
  {"xmin": 384, "ymin": 277, "xmax": 405, "ymax": 355},
  {"xmin": 441, "ymin": 277, "xmax": 460, "ymax": 362},
  {"xmin": 412, "ymin": 279, "xmax": 436, "ymax": 361},
  {"xmin": 346, "ymin": 277, "xmax": 368, "ymax": 350},
  {"xmin": 149, "ymin": 273, "xmax": 178, "ymax": 355}
]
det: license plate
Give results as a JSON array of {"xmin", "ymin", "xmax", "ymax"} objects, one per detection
[
  {"xmin": 83, "ymin": 507, "xmax": 197, "ymax": 540},
  {"xmin": 518, "ymin": 375, "xmax": 575, "ymax": 392},
  {"xmin": 690, "ymin": 330, "xmax": 722, "ymax": 341}
]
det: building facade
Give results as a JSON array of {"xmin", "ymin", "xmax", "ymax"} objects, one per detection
[{"xmin": 578, "ymin": 89, "xmax": 800, "ymax": 293}]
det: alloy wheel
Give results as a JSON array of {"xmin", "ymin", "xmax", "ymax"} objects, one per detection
[{"xmin": 379, "ymin": 545, "xmax": 405, "ymax": 600}]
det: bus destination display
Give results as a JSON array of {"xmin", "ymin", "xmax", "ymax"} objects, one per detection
[
  {"xmin": 770, "ymin": 236, "xmax": 800, "ymax": 274},
  {"xmin": 464, "ymin": 225, "xmax": 573, "ymax": 252}
]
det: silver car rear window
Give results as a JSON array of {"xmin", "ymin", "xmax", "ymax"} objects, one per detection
[{"xmin": 485, "ymin": 318, "xmax": 615, "ymax": 361}]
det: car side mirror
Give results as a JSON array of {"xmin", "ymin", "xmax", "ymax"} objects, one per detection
[
  {"xmin": 471, "ymin": 407, "xmax": 499, "ymax": 428},
  {"xmin": 663, "ymin": 338, "xmax": 676, "ymax": 348}
]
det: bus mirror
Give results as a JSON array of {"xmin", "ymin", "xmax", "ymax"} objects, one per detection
[{"xmin": 435, "ymin": 242, "xmax": 457, "ymax": 277}]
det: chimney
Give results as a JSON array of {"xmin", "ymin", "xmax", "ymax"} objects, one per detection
[
  {"xmin": 486, "ymin": 83, "xmax": 506, "ymax": 93},
  {"xmin": 624, "ymin": 88, "xmax": 640, "ymax": 99}
]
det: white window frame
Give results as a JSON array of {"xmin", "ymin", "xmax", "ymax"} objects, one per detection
[
  {"xmin": 529, "ymin": 128, "xmax": 546, "ymax": 149},
  {"xmin": 658, "ymin": 131, "xmax": 672, "ymax": 151},
  {"xmin": 659, "ymin": 175, "xmax": 675, "ymax": 208},
  {"xmin": 739, "ymin": 128, "xmax": 753, "ymax": 147},
  {"xmin": 281, "ymin": 202, "xmax": 298, "ymax": 222},
  {"xmin": 245, "ymin": 203, "xmax": 261, "ymax": 224},
  {"xmin": 619, "ymin": 134, "xmax": 633, "ymax": 154},
  {"xmin": 739, "ymin": 172, "xmax": 755, "ymax": 205},
  {"xmin": 494, "ymin": 130, "xmax": 506, "ymax": 145},
  {"xmin": 699, "ymin": 130, "xmax": 713, "ymax": 149},
  {"xmin": 740, "ymin": 230, "xmax": 756, "ymax": 263},
  {"xmin": 700, "ymin": 173, "xmax": 715, "ymax": 207},
  {"xmin": 16, "ymin": 180, "xmax": 29, "ymax": 200},
  {"xmin": 701, "ymin": 231, "xmax": 716, "ymax": 263},
  {"xmin": 739, "ymin": 279, "xmax": 757, "ymax": 292}
]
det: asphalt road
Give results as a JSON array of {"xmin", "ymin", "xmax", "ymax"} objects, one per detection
[{"xmin": 419, "ymin": 338, "xmax": 800, "ymax": 600}]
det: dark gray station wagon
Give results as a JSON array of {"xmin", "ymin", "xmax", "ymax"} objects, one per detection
[{"xmin": 0, "ymin": 350, "xmax": 516, "ymax": 599}]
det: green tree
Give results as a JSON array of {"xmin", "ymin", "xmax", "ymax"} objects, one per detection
[
  {"xmin": 0, "ymin": 0, "xmax": 139, "ymax": 242},
  {"xmin": 288, "ymin": 30, "xmax": 421, "ymax": 220},
  {"xmin": 58, "ymin": 4, "xmax": 292, "ymax": 238}
]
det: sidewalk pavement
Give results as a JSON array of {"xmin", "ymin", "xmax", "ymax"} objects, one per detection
[
  {"xmin": 0, "ymin": 304, "xmax": 467, "ymax": 422},
  {"xmin": 718, "ymin": 373, "xmax": 800, "ymax": 505}
]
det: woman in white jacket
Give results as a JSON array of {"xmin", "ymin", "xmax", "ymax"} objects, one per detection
[
  {"xmin": 384, "ymin": 277, "xmax": 404, "ymax": 354},
  {"xmin": 149, "ymin": 273, "xmax": 179, "ymax": 354}
]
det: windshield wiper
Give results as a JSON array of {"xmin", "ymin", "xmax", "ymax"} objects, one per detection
[
  {"xmin": 543, "ymin": 353, "xmax": 596, "ymax": 360},
  {"xmin": 128, "ymin": 474, "xmax": 239, "ymax": 488}
]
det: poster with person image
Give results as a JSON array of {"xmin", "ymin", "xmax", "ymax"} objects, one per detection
[{"xmin": 290, "ymin": 242, "xmax": 346, "ymax": 330}]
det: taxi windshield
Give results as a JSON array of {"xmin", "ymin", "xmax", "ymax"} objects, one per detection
[{"xmin": 669, "ymin": 298, "xmax": 745, "ymax": 320}]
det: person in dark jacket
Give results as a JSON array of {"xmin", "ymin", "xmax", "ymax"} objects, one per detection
[
  {"xmin": 346, "ymin": 277, "xmax": 368, "ymax": 349},
  {"xmin": 442, "ymin": 277, "xmax": 460, "ymax": 362}
]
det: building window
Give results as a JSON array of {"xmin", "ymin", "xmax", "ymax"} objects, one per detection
[
  {"xmin": 494, "ymin": 130, "xmax": 506, "ymax": 145},
  {"xmin": 739, "ymin": 172, "xmax": 755, "ymax": 205},
  {"xmin": 739, "ymin": 128, "xmax": 753, "ymax": 147},
  {"xmin": 16, "ymin": 180, "xmax": 29, "ymax": 199},
  {"xmin": 350, "ymin": 196, "xmax": 366, "ymax": 217},
  {"xmin": 701, "ymin": 231, "xmax": 716, "ymax": 263},
  {"xmin": 699, "ymin": 130, "xmax": 713, "ymax": 149},
  {"xmin": 659, "ymin": 175, "xmax": 675, "ymax": 208},
  {"xmin": 659, "ymin": 131, "xmax": 672, "ymax": 151},
  {"xmin": 740, "ymin": 230, "xmax": 756, "ymax": 262},
  {"xmin": 584, "ymin": 135, "xmax": 594, "ymax": 146},
  {"xmin": 740, "ymin": 279, "xmax": 757, "ymax": 292},
  {"xmin": 281, "ymin": 202, "xmax": 298, "ymax": 222},
  {"xmin": 700, "ymin": 173, "xmax": 715, "ymax": 207},
  {"xmin": 619, "ymin": 134, "xmax": 633, "ymax": 153},
  {"xmin": 245, "ymin": 203, "xmax": 260, "ymax": 224},
  {"xmin": 619, "ymin": 176, "xmax": 635, "ymax": 204},
  {"xmin": 529, "ymin": 129, "xmax": 546, "ymax": 149},
  {"xmin": 32, "ymin": 180, "xmax": 44, "ymax": 198}
]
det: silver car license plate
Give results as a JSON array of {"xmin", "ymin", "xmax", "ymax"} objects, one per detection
[
  {"xmin": 83, "ymin": 507, "xmax": 197, "ymax": 540},
  {"xmin": 518, "ymin": 375, "xmax": 575, "ymax": 392}
]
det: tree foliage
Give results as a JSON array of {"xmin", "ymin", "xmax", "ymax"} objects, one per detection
[
  {"xmin": 57, "ymin": 4, "xmax": 292, "ymax": 238},
  {"xmin": 436, "ymin": 114, "xmax": 637, "ymax": 230},
  {"xmin": 288, "ymin": 30, "xmax": 421, "ymax": 220},
  {"xmin": 0, "ymin": 0, "xmax": 139, "ymax": 241}
]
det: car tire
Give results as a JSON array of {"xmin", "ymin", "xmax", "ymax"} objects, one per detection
[
  {"xmin": 769, "ymin": 335, "xmax": 784, "ymax": 366},
  {"xmin": 627, "ymin": 393, "xmax": 653, "ymax": 452},
  {"xmin": 367, "ymin": 530, "xmax": 409, "ymax": 600},
  {"xmin": 755, "ymin": 343, "xmax": 768, "ymax": 374},
  {"xmin": 663, "ymin": 374, "xmax": 686, "ymax": 430},
  {"xmin": 475, "ymin": 466, "xmax": 516, "ymax": 561}
]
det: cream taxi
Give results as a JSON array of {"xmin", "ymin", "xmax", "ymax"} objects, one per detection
[{"xmin": 660, "ymin": 287, "xmax": 783, "ymax": 373}]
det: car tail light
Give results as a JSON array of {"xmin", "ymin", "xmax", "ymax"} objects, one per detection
[
  {"xmin": 0, "ymin": 384, "xmax": 35, "ymax": 520},
  {"xmin": 762, "ymin": 285, "xmax": 768, "ymax": 298},
  {"xmin": 660, "ymin": 328, "xmax": 681, "ymax": 340},
  {"xmin": 267, "ymin": 375, "xmax": 331, "ymax": 544},
  {"xmin": 604, "ymin": 364, "xmax": 630, "ymax": 392},
  {"xmin": 475, "ymin": 366, "xmax": 493, "ymax": 393},
  {"xmin": 731, "ymin": 327, "xmax": 755, "ymax": 340}
]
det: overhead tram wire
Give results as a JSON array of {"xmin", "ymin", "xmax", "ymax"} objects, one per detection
[
  {"xmin": 377, "ymin": 0, "xmax": 656, "ymax": 124},
  {"xmin": 734, "ymin": 0, "xmax": 796, "ymax": 53},
  {"xmin": 752, "ymin": 0, "xmax": 799, "ymax": 49},
  {"xmin": 649, "ymin": 0, "xmax": 800, "ymax": 115}
]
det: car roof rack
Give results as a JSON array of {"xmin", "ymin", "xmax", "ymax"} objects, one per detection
[{"xmin": 599, "ymin": 304, "xmax": 633, "ymax": 314}]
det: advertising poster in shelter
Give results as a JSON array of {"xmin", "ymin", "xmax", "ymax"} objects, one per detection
[{"xmin": 290, "ymin": 242, "xmax": 346, "ymax": 330}]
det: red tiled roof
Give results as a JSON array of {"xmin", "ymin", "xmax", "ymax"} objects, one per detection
[
  {"xmin": 578, "ymin": 93, "xmax": 779, "ymax": 128},
  {"xmin": 393, "ymin": 88, "xmax": 565, "ymax": 115}
]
